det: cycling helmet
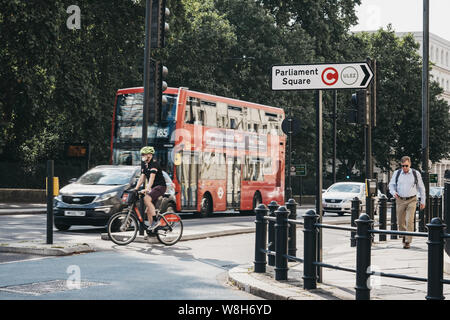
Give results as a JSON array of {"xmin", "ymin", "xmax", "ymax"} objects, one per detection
[{"xmin": 140, "ymin": 146, "xmax": 155, "ymax": 155}]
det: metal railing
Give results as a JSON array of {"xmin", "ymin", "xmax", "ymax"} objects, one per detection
[{"xmin": 254, "ymin": 197, "xmax": 449, "ymax": 300}]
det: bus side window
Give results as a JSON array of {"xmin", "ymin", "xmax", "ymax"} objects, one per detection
[{"xmin": 230, "ymin": 118, "xmax": 237, "ymax": 129}]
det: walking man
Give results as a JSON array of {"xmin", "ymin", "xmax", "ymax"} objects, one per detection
[{"xmin": 389, "ymin": 156, "xmax": 426, "ymax": 249}]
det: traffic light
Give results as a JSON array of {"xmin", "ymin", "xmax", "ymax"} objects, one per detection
[
  {"xmin": 148, "ymin": 59, "xmax": 168, "ymax": 123},
  {"xmin": 350, "ymin": 90, "xmax": 369, "ymax": 125},
  {"xmin": 150, "ymin": 0, "xmax": 170, "ymax": 48}
]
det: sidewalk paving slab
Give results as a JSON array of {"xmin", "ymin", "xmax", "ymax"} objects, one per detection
[
  {"xmin": 0, "ymin": 241, "xmax": 94, "ymax": 256},
  {"xmin": 228, "ymin": 236, "xmax": 450, "ymax": 300}
]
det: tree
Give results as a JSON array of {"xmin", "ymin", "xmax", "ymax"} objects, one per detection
[{"xmin": 333, "ymin": 28, "xmax": 450, "ymax": 178}]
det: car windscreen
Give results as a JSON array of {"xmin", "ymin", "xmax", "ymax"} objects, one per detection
[
  {"xmin": 327, "ymin": 184, "xmax": 361, "ymax": 193},
  {"xmin": 78, "ymin": 169, "xmax": 135, "ymax": 185}
]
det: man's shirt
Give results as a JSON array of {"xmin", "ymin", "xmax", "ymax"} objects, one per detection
[
  {"xmin": 141, "ymin": 160, "xmax": 166, "ymax": 188},
  {"xmin": 388, "ymin": 168, "xmax": 426, "ymax": 204}
]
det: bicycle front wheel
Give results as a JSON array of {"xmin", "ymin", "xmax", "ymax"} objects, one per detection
[
  {"xmin": 156, "ymin": 212, "xmax": 183, "ymax": 246},
  {"xmin": 107, "ymin": 211, "xmax": 139, "ymax": 245}
]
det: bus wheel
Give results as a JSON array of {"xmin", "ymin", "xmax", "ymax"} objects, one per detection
[
  {"xmin": 252, "ymin": 192, "xmax": 262, "ymax": 211},
  {"xmin": 199, "ymin": 193, "xmax": 213, "ymax": 218}
]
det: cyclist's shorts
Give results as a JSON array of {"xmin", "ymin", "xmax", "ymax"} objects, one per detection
[{"xmin": 146, "ymin": 185, "xmax": 167, "ymax": 205}]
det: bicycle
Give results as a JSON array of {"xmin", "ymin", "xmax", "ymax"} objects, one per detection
[{"xmin": 107, "ymin": 189, "xmax": 183, "ymax": 246}]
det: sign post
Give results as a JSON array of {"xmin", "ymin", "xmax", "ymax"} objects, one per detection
[{"xmin": 272, "ymin": 61, "xmax": 374, "ymax": 283}]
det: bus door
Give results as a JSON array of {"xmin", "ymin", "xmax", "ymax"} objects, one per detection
[
  {"xmin": 178, "ymin": 151, "xmax": 199, "ymax": 210},
  {"xmin": 226, "ymin": 156, "xmax": 241, "ymax": 209}
]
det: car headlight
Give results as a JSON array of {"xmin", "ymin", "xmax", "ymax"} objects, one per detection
[
  {"xmin": 55, "ymin": 195, "xmax": 63, "ymax": 202},
  {"xmin": 96, "ymin": 192, "xmax": 118, "ymax": 202}
]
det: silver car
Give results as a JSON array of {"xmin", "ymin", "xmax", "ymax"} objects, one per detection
[{"xmin": 322, "ymin": 182, "xmax": 381, "ymax": 216}]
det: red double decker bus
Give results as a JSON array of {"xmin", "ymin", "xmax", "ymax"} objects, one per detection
[{"xmin": 111, "ymin": 87, "xmax": 286, "ymax": 216}]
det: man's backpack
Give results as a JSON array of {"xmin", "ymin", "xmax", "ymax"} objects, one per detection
[{"xmin": 395, "ymin": 168, "xmax": 418, "ymax": 188}]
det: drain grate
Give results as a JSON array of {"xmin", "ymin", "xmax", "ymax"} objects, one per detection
[{"xmin": 0, "ymin": 279, "xmax": 107, "ymax": 296}]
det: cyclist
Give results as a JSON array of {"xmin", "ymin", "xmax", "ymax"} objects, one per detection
[{"xmin": 135, "ymin": 146, "xmax": 167, "ymax": 230}]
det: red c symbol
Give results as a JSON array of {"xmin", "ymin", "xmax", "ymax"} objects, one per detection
[{"xmin": 321, "ymin": 67, "xmax": 339, "ymax": 86}]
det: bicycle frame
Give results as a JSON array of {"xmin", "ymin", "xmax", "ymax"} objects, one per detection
[{"xmin": 125, "ymin": 194, "xmax": 181, "ymax": 233}]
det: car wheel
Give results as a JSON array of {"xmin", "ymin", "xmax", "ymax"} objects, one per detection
[
  {"xmin": 253, "ymin": 192, "xmax": 262, "ymax": 210},
  {"xmin": 54, "ymin": 222, "xmax": 71, "ymax": 231},
  {"xmin": 199, "ymin": 193, "xmax": 213, "ymax": 218}
]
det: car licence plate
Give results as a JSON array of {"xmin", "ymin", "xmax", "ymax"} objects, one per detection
[{"xmin": 65, "ymin": 211, "xmax": 86, "ymax": 217}]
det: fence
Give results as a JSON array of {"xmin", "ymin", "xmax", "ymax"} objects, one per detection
[{"xmin": 254, "ymin": 195, "xmax": 448, "ymax": 300}]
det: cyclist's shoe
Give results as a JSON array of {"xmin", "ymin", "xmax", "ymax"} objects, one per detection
[{"xmin": 147, "ymin": 219, "xmax": 160, "ymax": 231}]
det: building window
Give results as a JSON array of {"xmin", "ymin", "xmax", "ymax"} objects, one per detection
[{"xmin": 431, "ymin": 46, "xmax": 434, "ymax": 61}]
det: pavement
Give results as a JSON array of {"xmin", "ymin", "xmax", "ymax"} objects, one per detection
[{"xmin": 1, "ymin": 203, "xmax": 450, "ymax": 300}]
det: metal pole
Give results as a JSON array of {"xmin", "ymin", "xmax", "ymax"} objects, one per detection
[
  {"xmin": 426, "ymin": 217, "xmax": 445, "ymax": 300},
  {"xmin": 355, "ymin": 213, "xmax": 373, "ymax": 300},
  {"xmin": 303, "ymin": 209, "xmax": 318, "ymax": 290},
  {"xmin": 286, "ymin": 198, "xmax": 297, "ymax": 261},
  {"xmin": 379, "ymin": 195, "xmax": 387, "ymax": 241},
  {"xmin": 142, "ymin": 0, "xmax": 153, "ymax": 147},
  {"xmin": 422, "ymin": 0, "xmax": 431, "ymax": 227},
  {"xmin": 254, "ymin": 204, "xmax": 268, "ymax": 273},
  {"xmin": 286, "ymin": 111, "xmax": 293, "ymax": 201},
  {"xmin": 46, "ymin": 160, "xmax": 54, "ymax": 245},
  {"xmin": 390, "ymin": 198, "xmax": 398, "ymax": 239},
  {"xmin": 267, "ymin": 201, "xmax": 279, "ymax": 267},
  {"xmin": 443, "ymin": 170, "xmax": 450, "ymax": 257},
  {"xmin": 275, "ymin": 206, "xmax": 289, "ymax": 280},
  {"xmin": 315, "ymin": 90, "xmax": 323, "ymax": 283},
  {"xmin": 333, "ymin": 90, "xmax": 337, "ymax": 184},
  {"xmin": 350, "ymin": 197, "xmax": 360, "ymax": 247}
]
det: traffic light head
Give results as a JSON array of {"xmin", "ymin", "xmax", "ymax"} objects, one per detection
[
  {"xmin": 348, "ymin": 90, "xmax": 368, "ymax": 125},
  {"xmin": 148, "ymin": 59, "xmax": 168, "ymax": 123},
  {"xmin": 150, "ymin": 0, "xmax": 170, "ymax": 48}
]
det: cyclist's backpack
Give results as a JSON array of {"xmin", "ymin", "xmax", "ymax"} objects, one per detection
[{"xmin": 394, "ymin": 168, "xmax": 418, "ymax": 188}]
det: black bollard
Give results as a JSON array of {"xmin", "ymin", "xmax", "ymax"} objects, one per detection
[
  {"xmin": 286, "ymin": 198, "xmax": 297, "ymax": 261},
  {"xmin": 274, "ymin": 206, "xmax": 289, "ymax": 280},
  {"xmin": 355, "ymin": 213, "xmax": 373, "ymax": 300},
  {"xmin": 303, "ymin": 209, "xmax": 318, "ymax": 290},
  {"xmin": 431, "ymin": 196, "xmax": 437, "ymax": 219},
  {"xmin": 254, "ymin": 204, "xmax": 268, "ymax": 273},
  {"xmin": 437, "ymin": 196, "xmax": 443, "ymax": 220},
  {"xmin": 419, "ymin": 199, "xmax": 426, "ymax": 232},
  {"xmin": 46, "ymin": 160, "xmax": 54, "ymax": 245},
  {"xmin": 350, "ymin": 197, "xmax": 360, "ymax": 247},
  {"xmin": 426, "ymin": 217, "xmax": 445, "ymax": 300},
  {"xmin": 378, "ymin": 195, "xmax": 387, "ymax": 241},
  {"xmin": 267, "ymin": 201, "xmax": 279, "ymax": 267},
  {"xmin": 390, "ymin": 198, "xmax": 398, "ymax": 239}
]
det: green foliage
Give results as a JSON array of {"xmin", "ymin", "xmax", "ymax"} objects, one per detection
[{"xmin": 0, "ymin": 0, "xmax": 448, "ymax": 189}]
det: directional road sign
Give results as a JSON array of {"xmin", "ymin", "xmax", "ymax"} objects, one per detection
[
  {"xmin": 271, "ymin": 62, "xmax": 374, "ymax": 91},
  {"xmin": 290, "ymin": 164, "xmax": 306, "ymax": 176}
]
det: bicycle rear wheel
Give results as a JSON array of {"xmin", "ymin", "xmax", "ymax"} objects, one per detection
[
  {"xmin": 155, "ymin": 212, "xmax": 183, "ymax": 246},
  {"xmin": 107, "ymin": 211, "xmax": 139, "ymax": 245}
]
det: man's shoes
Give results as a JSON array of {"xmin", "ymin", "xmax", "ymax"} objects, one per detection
[{"xmin": 403, "ymin": 242, "xmax": 410, "ymax": 249}]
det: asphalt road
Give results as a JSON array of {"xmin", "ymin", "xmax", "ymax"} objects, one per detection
[{"xmin": 0, "ymin": 208, "xmax": 355, "ymax": 300}]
